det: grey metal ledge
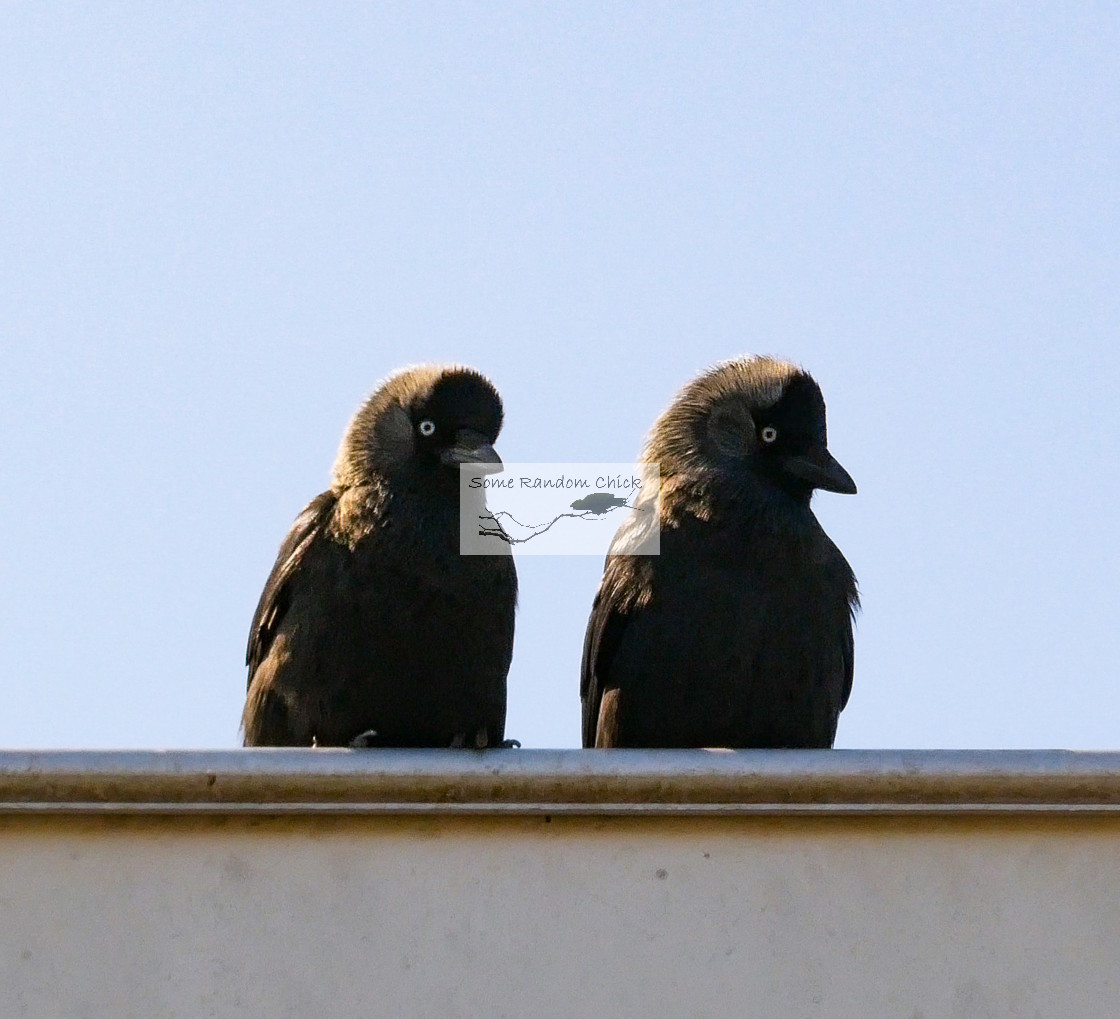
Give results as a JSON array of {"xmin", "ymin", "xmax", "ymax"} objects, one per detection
[{"xmin": 1, "ymin": 749, "xmax": 1120, "ymax": 817}]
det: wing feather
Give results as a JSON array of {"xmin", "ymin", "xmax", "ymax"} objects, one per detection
[
  {"xmin": 245, "ymin": 491, "xmax": 337, "ymax": 688},
  {"xmin": 580, "ymin": 566, "xmax": 632, "ymax": 748}
]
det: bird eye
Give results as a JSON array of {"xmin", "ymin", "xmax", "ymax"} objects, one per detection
[
  {"xmin": 761, "ymin": 426, "xmax": 778, "ymax": 444},
  {"xmin": 418, "ymin": 419, "xmax": 436, "ymax": 437}
]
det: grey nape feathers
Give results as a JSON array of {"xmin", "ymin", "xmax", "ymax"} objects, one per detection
[
  {"xmin": 582, "ymin": 355, "xmax": 858, "ymax": 749},
  {"xmin": 242, "ymin": 364, "xmax": 517, "ymax": 749}
]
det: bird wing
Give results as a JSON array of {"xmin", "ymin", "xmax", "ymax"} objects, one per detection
[
  {"xmin": 580, "ymin": 566, "xmax": 631, "ymax": 748},
  {"xmin": 245, "ymin": 491, "xmax": 338, "ymax": 688},
  {"xmin": 840, "ymin": 611, "xmax": 855, "ymax": 712}
]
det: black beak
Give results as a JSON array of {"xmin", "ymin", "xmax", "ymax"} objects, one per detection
[
  {"xmin": 781, "ymin": 447, "xmax": 857, "ymax": 495},
  {"xmin": 439, "ymin": 429, "xmax": 503, "ymax": 473}
]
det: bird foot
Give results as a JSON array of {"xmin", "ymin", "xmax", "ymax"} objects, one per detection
[
  {"xmin": 498, "ymin": 739, "xmax": 521, "ymax": 749},
  {"xmin": 449, "ymin": 733, "xmax": 467, "ymax": 748},
  {"xmin": 348, "ymin": 729, "xmax": 379, "ymax": 748}
]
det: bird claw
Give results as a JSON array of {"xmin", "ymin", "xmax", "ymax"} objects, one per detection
[
  {"xmin": 498, "ymin": 739, "xmax": 521, "ymax": 749},
  {"xmin": 449, "ymin": 733, "xmax": 467, "ymax": 749},
  {"xmin": 348, "ymin": 729, "xmax": 379, "ymax": 748}
]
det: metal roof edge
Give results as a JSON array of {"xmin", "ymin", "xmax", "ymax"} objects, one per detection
[{"xmin": 1, "ymin": 748, "xmax": 1119, "ymax": 816}]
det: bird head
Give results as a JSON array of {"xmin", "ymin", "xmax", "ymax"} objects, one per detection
[
  {"xmin": 332, "ymin": 365, "xmax": 505, "ymax": 490},
  {"xmin": 646, "ymin": 356, "xmax": 856, "ymax": 505}
]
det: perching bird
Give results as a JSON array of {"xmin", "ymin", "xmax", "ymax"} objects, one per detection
[
  {"xmin": 581, "ymin": 356, "xmax": 858, "ymax": 749},
  {"xmin": 242, "ymin": 365, "xmax": 517, "ymax": 748}
]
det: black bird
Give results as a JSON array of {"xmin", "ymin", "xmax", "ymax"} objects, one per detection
[
  {"xmin": 243, "ymin": 365, "xmax": 517, "ymax": 748},
  {"xmin": 581, "ymin": 356, "xmax": 858, "ymax": 749}
]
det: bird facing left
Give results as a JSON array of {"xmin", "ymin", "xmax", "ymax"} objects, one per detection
[{"xmin": 242, "ymin": 365, "xmax": 518, "ymax": 749}]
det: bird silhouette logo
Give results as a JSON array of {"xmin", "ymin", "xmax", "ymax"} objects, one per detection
[{"xmin": 569, "ymin": 493, "xmax": 629, "ymax": 515}]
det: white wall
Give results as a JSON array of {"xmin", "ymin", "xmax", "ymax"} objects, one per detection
[{"xmin": 2, "ymin": 751, "xmax": 1118, "ymax": 1018}]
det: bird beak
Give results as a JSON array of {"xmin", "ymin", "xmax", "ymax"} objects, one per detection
[
  {"xmin": 782, "ymin": 447, "xmax": 857, "ymax": 495},
  {"xmin": 440, "ymin": 429, "xmax": 503, "ymax": 473}
]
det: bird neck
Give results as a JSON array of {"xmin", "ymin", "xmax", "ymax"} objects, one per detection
[{"xmin": 666, "ymin": 472, "xmax": 815, "ymax": 534}]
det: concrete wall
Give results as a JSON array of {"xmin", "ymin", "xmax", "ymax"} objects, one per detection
[{"xmin": 1, "ymin": 750, "xmax": 1118, "ymax": 1018}]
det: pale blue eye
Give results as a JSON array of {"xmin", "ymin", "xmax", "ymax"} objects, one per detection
[
  {"xmin": 418, "ymin": 419, "xmax": 436, "ymax": 437},
  {"xmin": 761, "ymin": 426, "xmax": 778, "ymax": 444}
]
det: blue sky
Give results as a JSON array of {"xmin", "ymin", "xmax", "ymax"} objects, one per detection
[{"xmin": 2, "ymin": 3, "xmax": 1117, "ymax": 749}]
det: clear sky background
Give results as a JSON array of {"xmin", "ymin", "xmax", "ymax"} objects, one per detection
[{"xmin": 2, "ymin": 3, "xmax": 1117, "ymax": 750}]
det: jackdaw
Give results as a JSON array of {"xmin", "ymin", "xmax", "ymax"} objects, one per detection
[
  {"xmin": 581, "ymin": 356, "xmax": 858, "ymax": 748},
  {"xmin": 243, "ymin": 364, "xmax": 517, "ymax": 748}
]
